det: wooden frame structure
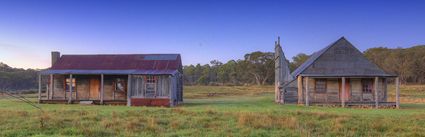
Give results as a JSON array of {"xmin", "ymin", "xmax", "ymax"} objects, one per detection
[
  {"xmin": 276, "ymin": 37, "xmax": 400, "ymax": 108},
  {"xmin": 38, "ymin": 52, "xmax": 183, "ymax": 107},
  {"xmin": 296, "ymin": 76, "xmax": 400, "ymax": 108}
]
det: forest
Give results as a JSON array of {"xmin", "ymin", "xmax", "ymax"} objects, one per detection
[
  {"xmin": 184, "ymin": 45, "xmax": 425, "ymax": 85},
  {"xmin": 0, "ymin": 63, "xmax": 39, "ymax": 91},
  {"xmin": 0, "ymin": 45, "xmax": 424, "ymax": 91}
]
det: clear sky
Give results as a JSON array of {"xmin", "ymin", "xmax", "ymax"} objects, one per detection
[{"xmin": 0, "ymin": 0, "xmax": 424, "ymax": 69}]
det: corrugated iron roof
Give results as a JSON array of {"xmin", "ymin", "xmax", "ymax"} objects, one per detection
[
  {"xmin": 40, "ymin": 69, "xmax": 178, "ymax": 75},
  {"xmin": 42, "ymin": 54, "xmax": 182, "ymax": 75},
  {"xmin": 291, "ymin": 37, "xmax": 396, "ymax": 77}
]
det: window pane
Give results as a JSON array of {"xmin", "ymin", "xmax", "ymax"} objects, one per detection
[{"xmin": 144, "ymin": 76, "xmax": 157, "ymax": 97}]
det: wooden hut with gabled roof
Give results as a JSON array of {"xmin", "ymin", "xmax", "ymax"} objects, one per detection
[
  {"xmin": 275, "ymin": 37, "xmax": 401, "ymax": 108},
  {"xmin": 38, "ymin": 52, "xmax": 183, "ymax": 107}
]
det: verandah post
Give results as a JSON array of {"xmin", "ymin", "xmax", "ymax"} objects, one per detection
[
  {"xmin": 374, "ymin": 77, "xmax": 379, "ymax": 109},
  {"xmin": 100, "ymin": 74, "xmax": 104, "ymax": 104},
  {"xmin": 38, "ymin": 74, "xmax": 41, "ymax": 103},
  {"xmin": 396, "ymin": 77, "xmax": 400, "ymax": 109},
  {"xmin": 297, "ymin": 76, "xmax": 303, "ymax": 104},
  {"xmin": 305, "ymin": 77, "xmax": 309, "ymax": 106},
  {"xmin": 68, "ymin": 74, "xmax": 73, "ymax": 104},
  {"xmin": 342, "ymin": 77, "xmax": 346, "ymax": 107},
  {"xmin": 49, "ymin": 74, "xmax": 53, "ymax": 100},
  {"xmin": 127, "ymin": 75, "xmax": 132, "ymax": 106}
]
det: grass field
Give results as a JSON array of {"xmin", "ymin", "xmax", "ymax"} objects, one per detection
[{"xmin": 1, "ymin": 85, "xmax": 425, "ymax": 137}]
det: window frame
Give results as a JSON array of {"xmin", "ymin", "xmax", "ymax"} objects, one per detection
[
  {"xmin": 144, "ymin": 75, "xmax": 157, "ymax": 97},
  {"xmin": 114, "ymin": 78, "xmax": 127, "ymax": 93},
  {"xmin": 361, "ymin": 79, "xmax": 374, "ymax": 93},
  {"xmin": 314, "ymin": 79, "xmax": 327, "ymax": 93},
  {"xmin": 64, "ymin": 78, "xmax": 76, "ymax": 92}
]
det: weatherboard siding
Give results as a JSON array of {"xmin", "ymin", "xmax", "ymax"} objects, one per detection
[{"xmin": 300, "ymin": 78, "xmax": 387, "ymax": 103}]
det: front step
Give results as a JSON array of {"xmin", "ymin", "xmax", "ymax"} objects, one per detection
[{"xmin": 79, "ymin": 101, "xmax": 94, "ymax": 105}]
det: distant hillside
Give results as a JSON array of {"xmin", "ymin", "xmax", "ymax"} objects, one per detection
[
  {"xmin": 364, "ymin": 45, "xmax": 425, "ymax": 84},
  {"xmin": 0, "ymin": 62, "xmax": 39, "ymax": 92}
]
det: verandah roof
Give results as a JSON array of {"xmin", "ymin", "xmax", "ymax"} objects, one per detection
[{"xmin": 40, "ymin": 69, "xmax": 178, "ymax": 75}]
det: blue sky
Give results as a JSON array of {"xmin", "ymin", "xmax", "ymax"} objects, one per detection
[{"xmin": 0, "ymin": 0, "xmax": 424, "ymax": 69}]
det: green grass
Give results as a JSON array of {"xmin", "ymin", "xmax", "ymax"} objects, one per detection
[{"xmin": 1, "ymin": 85, "xmax": 425, "ymax": 137}]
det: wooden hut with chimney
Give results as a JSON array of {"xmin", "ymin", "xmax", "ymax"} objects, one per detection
[
  {"xmin": 38, "ymin": 52, "xmax": 183, "ymax": 107},
  {"xmin": 275, "ymin": 37, "xmax": 401, "ymax": 108}
]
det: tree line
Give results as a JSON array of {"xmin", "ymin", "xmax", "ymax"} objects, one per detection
[
  {"xmin": 184, "ymin": 45, "xmax": 425, "ymax": 85},
  {"xmin": 0, "ymin": 45, "xmax": 424, "ymax": 91},
  {"xmin": 364, "ymin": 45, "xmax": 425, "ymax": 84},
  {"xmin": 183, "ymin": 51, "xmax": 309, "ymax": 86},
  {"xmin": 0, "ymin": 63, "xmax": 39, "ymax": 91}
]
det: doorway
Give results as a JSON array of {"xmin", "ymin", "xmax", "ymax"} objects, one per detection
[
  {"xmin": 89, "ymin": 78, "xmax": 100, "ymax": 100},
  {"xmin": 338, "ymin": 78, "xmax": 351, "ymax": 101}
]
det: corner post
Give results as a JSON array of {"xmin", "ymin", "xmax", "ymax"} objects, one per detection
[
  {"xmin": 396, "ymin": 77, "xmax": 400, "ymax": 109},
  {"xmin": 341, "ymin": 77, "xmax": 346, "ymax": 107},
  {"xmin": 374, "ymin": 77, "xmax": 379, "ymax": 109},
  {"xmin": 38, "ymin": 74, "xmax": 41, "ymax": 103},
  {"xmin": 297, "ymin": 76, "xmax": 303, "ymax": 104},
  {"xmin": 305, "ymin": 77, "xmax": 309, "ymax": 106},
  {"xmin": 100, "ymin": 74, "xmax": 104, "ymax": 104},
  {"xmin": 49, "ymin": 74, "xmax": 53, "ymax": 99},
  {"xmin": 127, "ymin": 75, "xmax": 132, "ymax": 106},
  {"xmin": 68, "ymin": 74, "xmax": 73, "ymax": 104}
]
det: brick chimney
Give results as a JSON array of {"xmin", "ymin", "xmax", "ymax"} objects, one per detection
[{"xmin": 51, "ymin": 51, "xmax": 60, "ymax": 66}]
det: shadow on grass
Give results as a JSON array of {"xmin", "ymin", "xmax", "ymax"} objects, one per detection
[{"xmin": 400, "ymin": 103, "xmax": 425, "ymax": 109}]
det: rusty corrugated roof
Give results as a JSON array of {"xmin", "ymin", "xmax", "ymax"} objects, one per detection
[{"xmin": 50, "ymin": 54, "xmax": 182, "ymax": 71}]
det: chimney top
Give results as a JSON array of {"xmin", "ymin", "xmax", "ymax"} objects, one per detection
[
  {"xmin": 51, "ymin": 51, "xmax": 61, "ymax": 67},
  {"xmin": 278, "ymin": 36, "xmax": 280, "ymax": 45}
]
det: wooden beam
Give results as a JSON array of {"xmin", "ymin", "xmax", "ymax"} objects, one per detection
[
  {"xmin": 68, "ymin": 74, "xmax": 73, "ymax": 104},
  {"xmin": 49, "ymin": 74, "xmax": 53, "ymax": 100},
  {"xmin": 38, "ymin": 74, "xmax": 41, "ymax": 103},
  {"xmin": 305, "ymin": 77, "xmax": 309, "ymax": 106},
  {"xmin": 297, "ymin": 76, "xmax": 303, "ymax": 104},
  {"xmin": 100, "ymin": 74, "xmax": 104, "ymax": 104},
  {"xmin": 127, "ymin": 75, "xmax": 132, "ymax": 106},
  {"xmin": 341, "ymin": 77, "xmax": 345, "ymax": 107},
  {"xmin": 396, "ymin": 77, "xmax": 400, "ymax": 109},
  {"xmin": 374, "ymin": 77, "xmax": 379, "ymax": 109}
]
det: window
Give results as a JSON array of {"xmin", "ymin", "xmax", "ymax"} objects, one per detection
[
  {"xmin": 114, "ymin": 78, "xmax": 126, "ymax": 92},
  {"xmin": 362, "ymin": 79, "xmax": 373, "ymax": 93},
  {"xmin": 315, "ymin": 79, "xmax": 327, "ymax": 93},
  {"xmin": 145, "ymin": 76, "xmax": 157, "ymax": 97},
  {"xmin": 65, "ymin": 78, "xmax": 76, "ymax": 92}
]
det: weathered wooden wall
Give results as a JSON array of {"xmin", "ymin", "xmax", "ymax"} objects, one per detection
[
  {"xmin": 50, "ymin": 75, "xmax": 127, "ymax": 101},
  {"xmin": 130, "ymin": 75, "xmax": 172, "ymax": 98},
  {"xmin": 297, "ymin": 77, "xmax": 387, "ymax": 103},
  {"xmin": 131, "ymin": 98, "xmax": 170, "ymax": 107}
]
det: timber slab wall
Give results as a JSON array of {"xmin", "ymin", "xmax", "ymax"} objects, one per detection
[
  {"xmin": 131, "ymin": 98, "xmax": 170, "ymax": 107},
  {"xmin": 39, "ymin": 100, "xmax": 127, "ymax": 105},
  {"xmin": 309, "ymin": 102, "xmax": 396, "ymax": 108}
]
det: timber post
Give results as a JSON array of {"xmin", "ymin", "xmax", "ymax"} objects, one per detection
[
  {"xmin": 49, "ymin": 74, "xmax": 53, "ymax": 99},
  {"xmin": 297, "ymin": 76, "xmax": 303, "ymax": 104},
  {"xmin": 305, "ymin": 77, "xmax": 309, "ymax": 106},
  {"xmin": 374, "ymin": 77, "xmax": 379, "ymax": 109},
  {"xmin": 100, "ymin": 74, "xmax": 104, "ymax": 104},
  {"xmin": 38, "ymin": 74, "xmax": 41, "ymax": 103},
  {"xmin": 127, "ymin": 75, "xmax": 131, "ymax": 106},
  {"xmin": 68, "ymin": 74, "xmax": 73, "ymax": 104},
  {"xmin": 396, "ymin": 77, "xmax": 400, "ymax": 109},
  {"xmin": 341, "ymin": 77, "xmax": 345, "ymax": 107}
]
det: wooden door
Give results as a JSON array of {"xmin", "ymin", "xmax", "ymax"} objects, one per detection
[
  {"xmin": 339, "ymin": 79, "xmax": 351, "ymax": 101},
  {"xmin": 89, "ymin": 78, "xmax": 100, "ymax": 100}
]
